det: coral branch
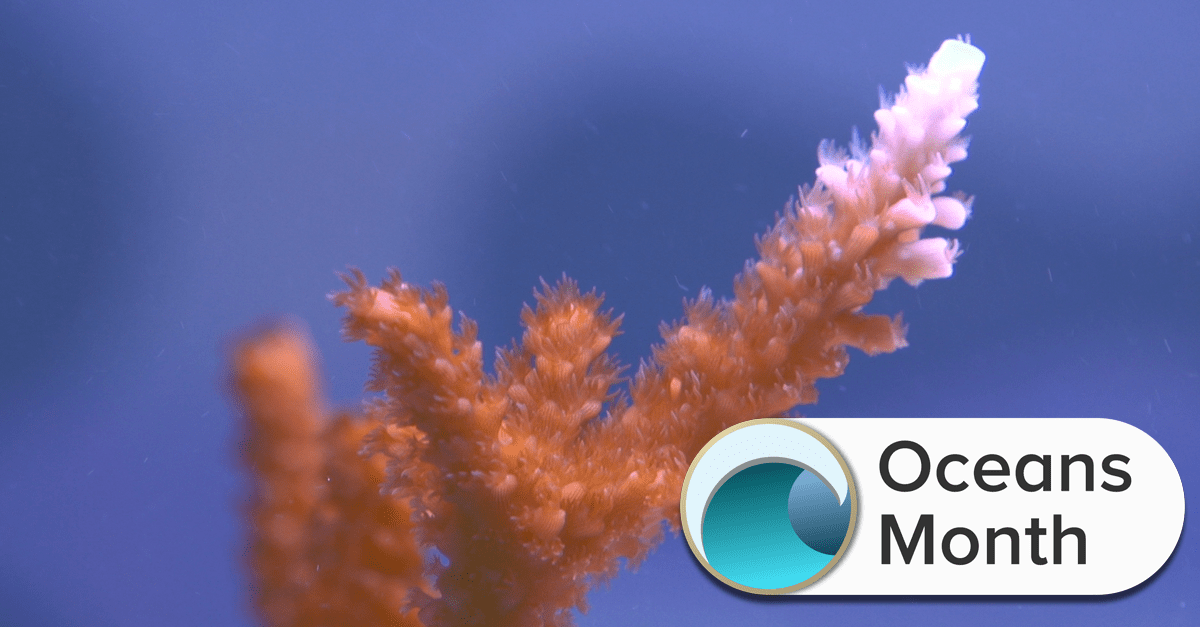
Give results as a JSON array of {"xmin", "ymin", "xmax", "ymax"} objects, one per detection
[
  {"xmin": 232, "ymin": 323, "xmax": 428, "ymax": 627},
  {"xmin": 229, "ymin": 38, "xmax": 984, "ymax": 627}
]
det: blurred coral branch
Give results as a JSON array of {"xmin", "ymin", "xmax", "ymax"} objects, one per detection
[
  {"xmin": 230, "ymin": 38, "xmax": 984, "ymax": 627},
  {"xmin": 232, "ymin": 323, "xmax": 428, "ymax": 626}
]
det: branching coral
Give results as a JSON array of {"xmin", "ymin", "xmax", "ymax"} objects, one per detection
[{"xmin": 230, "ymin": 38, "xmax": 985, "ymax": 627}]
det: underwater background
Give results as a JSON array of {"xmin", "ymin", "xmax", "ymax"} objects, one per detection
[{"xmin": 1, "ymin": 0, "xmax": 1196, "ymax": 625}]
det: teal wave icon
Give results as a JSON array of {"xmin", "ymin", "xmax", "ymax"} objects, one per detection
[
  {"xmin": 702, "ymin": 462, "xmax": 853, "ymax": 590},
  {"xmin": 682, "ymin": 420, "xmax": 857, "ymax": 592}
]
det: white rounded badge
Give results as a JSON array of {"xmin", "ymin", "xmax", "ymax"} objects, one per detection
[{"xmin": 682, "ymin": 418, "xmax": 1184, "ymax": 595}]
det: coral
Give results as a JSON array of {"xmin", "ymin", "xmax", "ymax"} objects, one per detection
[
  {"xmin": 233, "ymin": 323, "xmax": 428, "ymax": 627},
  {"xmin": 229, "ymin": 38, "xmax": 984, "ymax": 627}
]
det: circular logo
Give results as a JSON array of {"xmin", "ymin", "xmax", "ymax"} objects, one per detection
[{"xmin": 681, "ymin": 419, "xmax": 857, "ymax": 593}]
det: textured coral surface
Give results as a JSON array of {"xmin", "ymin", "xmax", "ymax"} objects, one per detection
[{"xmin": 230, "ymin": 39, "xmax": 983, "ymax": 627}]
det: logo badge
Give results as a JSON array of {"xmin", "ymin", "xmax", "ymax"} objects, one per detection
[
  {"xmin": 681, "ymin": 419, "xmax": 857, "ymax": 593},
  {"xmin": 683, "ymin": 418, "xmax": 1184, "ymax": 596}
]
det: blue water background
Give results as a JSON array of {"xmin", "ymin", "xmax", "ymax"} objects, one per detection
[{"xmin": 1, "ymin": 1, "xmax": 1196, "ymax": 625}]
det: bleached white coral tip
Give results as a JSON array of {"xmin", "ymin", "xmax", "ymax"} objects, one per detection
[{"xmin": 929, "ymin": 39, "xmax": 985, "ymax": 78}]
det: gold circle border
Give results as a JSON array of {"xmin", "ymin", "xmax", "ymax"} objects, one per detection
[{"xmin": 679, "ymin": 418, "xmax": 859, "ymax": 594}]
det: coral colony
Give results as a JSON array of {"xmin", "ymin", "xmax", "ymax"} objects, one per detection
[{"xmin": 231, "ymin": 38, "xmax": 985, "ymax": 627}]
